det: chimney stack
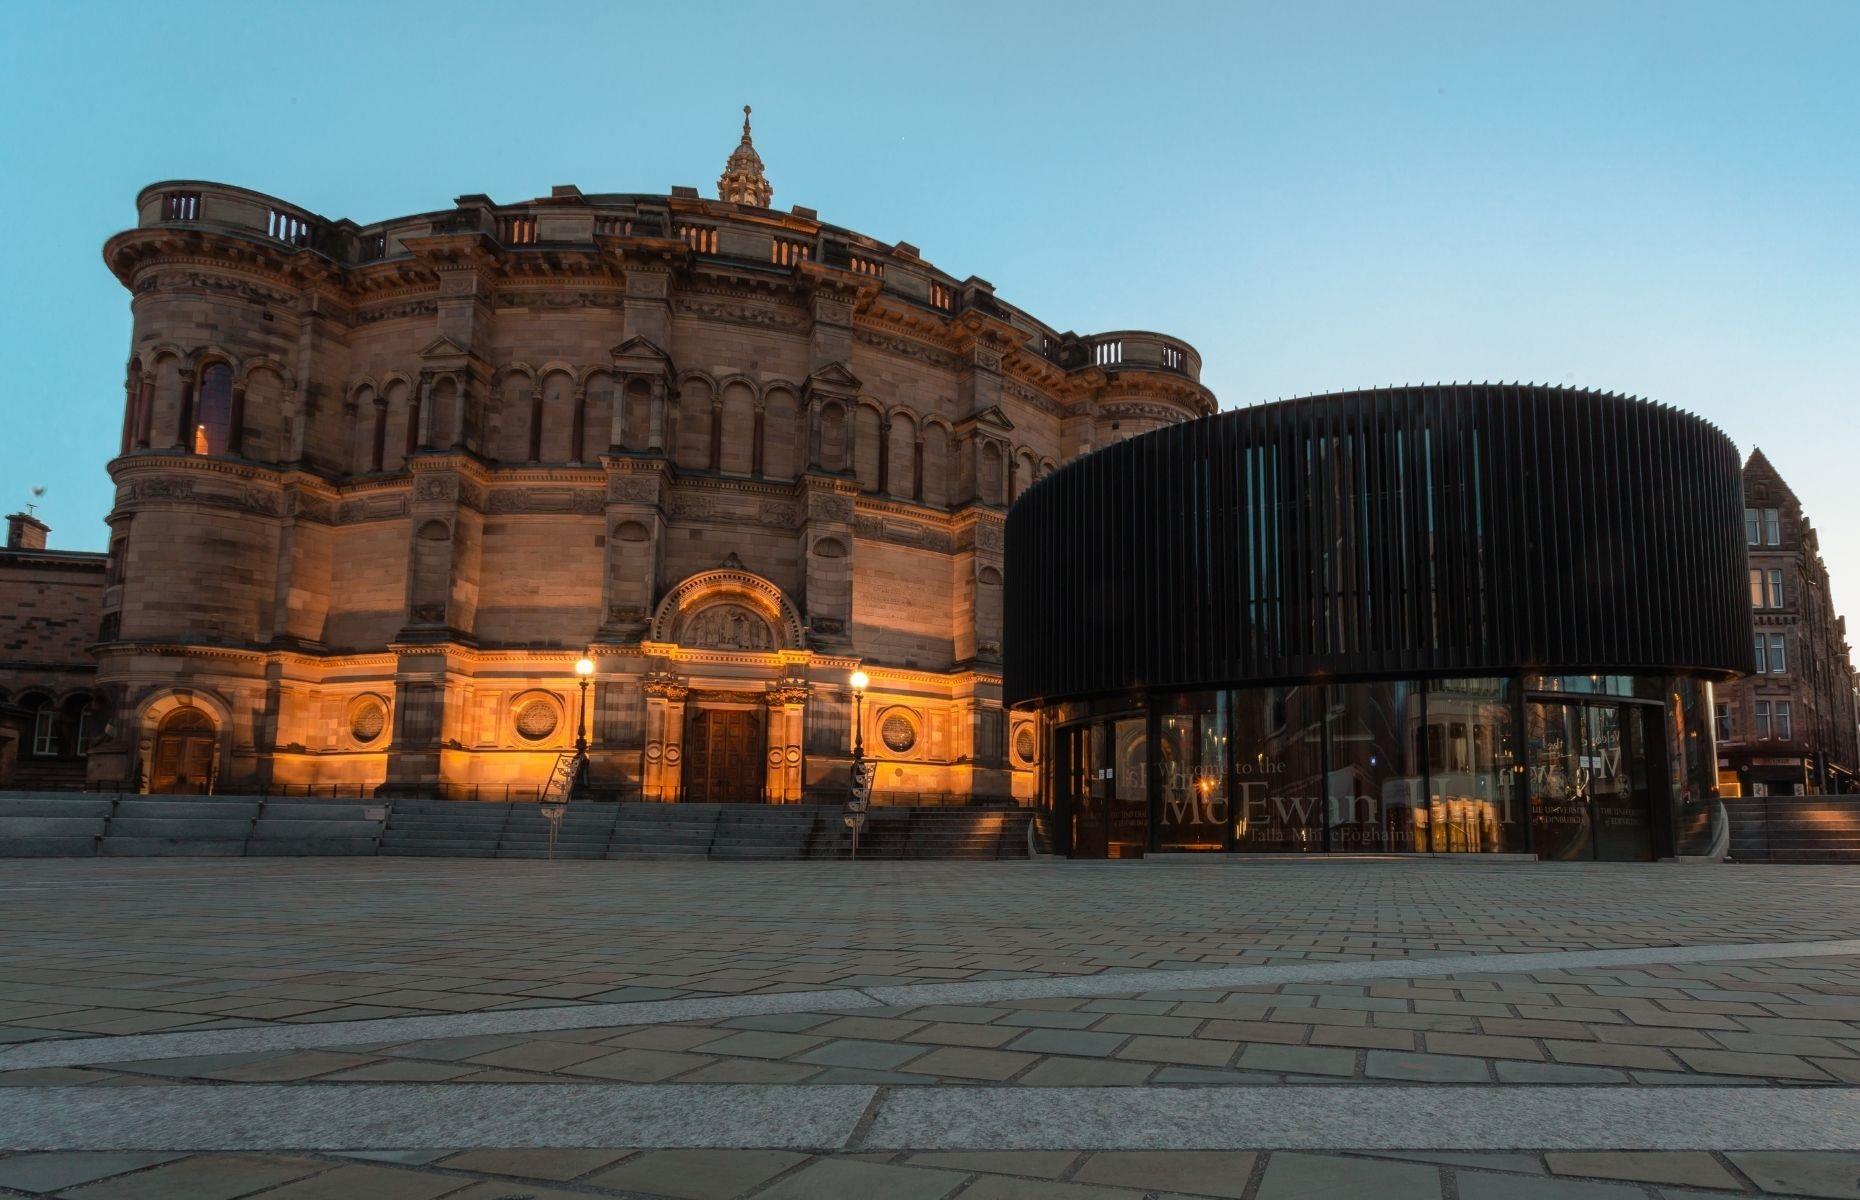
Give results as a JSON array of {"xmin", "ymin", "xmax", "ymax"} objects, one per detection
[{"xmin": 5, "ymin": 512, "xmax": 48, "ymax": 551}]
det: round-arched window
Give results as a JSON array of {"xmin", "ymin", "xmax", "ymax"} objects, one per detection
[{"xmin": 1014, "ymin": 726, "xmax": 1037, "ymax": 765}]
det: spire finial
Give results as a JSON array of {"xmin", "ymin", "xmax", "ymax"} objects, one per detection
[{"xmin": 719, "ymin": 104, "xmax": 772, "ymax": 207}]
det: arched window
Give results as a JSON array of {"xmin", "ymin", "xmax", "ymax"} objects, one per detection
[
  {"xmin": 30, "ymin": 700, "xmax": 56, "ymax": 756},
  {"xmin": 194, "ymin": 362, "xmax": 234, "ymax": 455}
]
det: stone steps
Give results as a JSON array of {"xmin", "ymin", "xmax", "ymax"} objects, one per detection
[
  {"xmin": 0, "ymin": 791, "xmax": 1034, "ymax": 861},
  {"xmin": 1723, "ymin": 797, "xmax": 1860, "ymax": 863}
]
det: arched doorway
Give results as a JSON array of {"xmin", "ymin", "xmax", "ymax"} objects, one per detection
[
  {"xmin": 685, "ymin": 707, "xmax": 762, "ymax": 802},
  {"xmin": 151, "ymin": 707, "xmax": 217, "ymax": 794}
]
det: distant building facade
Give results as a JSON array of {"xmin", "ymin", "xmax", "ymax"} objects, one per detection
[
  {"xmin": 0, "ymin": 514, "xmax": 105, "ymax": 789},
  {"xmin": 80, "ymin": 115, "xmax": 1213, "ymax": 799},
  {"xmin": 1717, "ymin": 450, "xmax": 1860, "ymax": 795}
]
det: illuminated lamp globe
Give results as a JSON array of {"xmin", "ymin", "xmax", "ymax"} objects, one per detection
[
  {"xmin": 849, "ymin": 670, "xmax": 869, "ymax": 692},
  {"xmin": 575, "ymin": 657, "xmax": 595, "ymax": 677}
]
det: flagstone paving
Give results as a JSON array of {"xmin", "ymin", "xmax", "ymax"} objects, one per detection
[{"xmin": 7, "ymin": 858, "xmax": 1860, "ymax": 1197}]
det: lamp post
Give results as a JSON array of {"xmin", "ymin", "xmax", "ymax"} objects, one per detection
[
  {"xmin": 572, "ymin": 656, "xmax": 594, "ymax": 800},
  {"xmin": 847, "ymin": 669, "xmax": 870, "ymax": 859}
]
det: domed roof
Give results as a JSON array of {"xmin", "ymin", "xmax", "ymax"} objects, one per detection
[{"xmin": 718, "ymin": 106, "xmax": 772, "ymax": 207}]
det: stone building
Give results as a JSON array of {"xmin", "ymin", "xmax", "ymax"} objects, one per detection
[
  {"xmin": 86, "ymin": 113, "xmax": 1215, "ymax": 800},
  {"xmin": 1717, "ymin": 449, "xmax": 1860, "ymax": 795},
  {"xmin": 0, "ymin": 513, "xmax": 105, "ymax": 789}
]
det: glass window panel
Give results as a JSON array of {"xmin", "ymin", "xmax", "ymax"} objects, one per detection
[
  {"xmin": 195, "ymin": 363, "xmax": 234, "ymax": 455},
  {"xmin": 1427, "ymin": 678, "xmax": 1523, "ymax": 853},
  {"xmin": 1769, "ymin": 633, "xmax": 1786, "ymax": 674},
  {"xmin": 1750, "ymin": 569, "xmax": 1765, "ymax": 607},
  {"xmin": 1776, "ymin": 702, "xmax": 1793, "ymax": 741},
  {"xmin": 1764, "ymin": 508, "xmax": 1781, "ymax": 545},
  {"xmin": 1325, "ymin": 681, "xmax": 1424, "ymax": 853},
  {"xmin": 1233, "ymin": 685, "xmax": 1325, "ymax": 852},
  {"xmin": 1109, "ymin": 716, "xmax": 1148, "ymax": 857},
  {"xmin": 1755, "ymin": 701, "xmax": 1770, "ymax": 738},
  {"xmin": 1157, "ymin": 692, "xmax": 1228, "ymax": 852},
  {"xmin": 1745, "ymin": 508, "xmax": 1760, "ymax": 545},
  {"xmin": 1754, "ymin": 635, "xmax": 1768, "ymax": 674},
  {"xmin": 1769, "ymin": 569, "xmax": 1784, "ymax": 609}
]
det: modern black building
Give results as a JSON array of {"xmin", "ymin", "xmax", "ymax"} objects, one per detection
[{"xmin": 1005, "ymin": 385, "xmax": 1750, "ymax": 861}]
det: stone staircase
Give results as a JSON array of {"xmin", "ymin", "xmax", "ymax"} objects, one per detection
[
  {"xmin": 377, "ymin": 801, "xmax": 511, "ymax": 859},
  {"xmin": 609, "ymin": 805, "xmax": 724, "ymax": 860},
  {"xmin": 1726, "ymin": 796, "xmax": 1860, "ymax": 863},
  {"xmin": 0, "ymin": 795, "xmax": 114, "ymax": 856},
  {"xmin": 99, "ymin": 796, "xmax": 262, "ymax": 857},
  {"xmin": 248, "ymin": 800, "xmax": 388, "ymax": 856},
  {"xmin": 0, "ymin": 792, "xmax": 1032, "ymax": 861}
]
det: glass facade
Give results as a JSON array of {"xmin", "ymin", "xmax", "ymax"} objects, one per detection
[{"xmin": 1040, "ymin": 673, "xmax": 1717, "ymax": 861}]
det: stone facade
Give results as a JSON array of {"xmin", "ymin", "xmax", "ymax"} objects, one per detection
[
  {"xmin": 1718, "ymin": 449, "xmax": 1860, "ymax": 795},
  {"xmin": 0, "ymin": 514, "xmax": 106, "ymax": 788},
  {"xmin": 85, "ymin": 125, "xmax": 1215, "ymax": 800}
]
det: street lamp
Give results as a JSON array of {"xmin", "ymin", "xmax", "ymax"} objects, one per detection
[
  {"xmin": 849, "ymin": 669, "xmax": 869, "ymax": 761},
  {"xmin": 847, "ymin": 668, "xmax": 870, "ymax": 859},
  {"xmin": 572, "ymin": 656, "xmax": 595, "ymax": 799}
]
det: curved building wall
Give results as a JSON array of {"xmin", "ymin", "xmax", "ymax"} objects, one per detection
[
  {"xmin": 1006, "ymin": 385, "xmax": 1750, "ymax": 708},
  {"xmin": 88, "ymin": 180, "xmax": 1214, "ymax": 801}
]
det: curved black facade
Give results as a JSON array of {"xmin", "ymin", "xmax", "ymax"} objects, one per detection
[{"xmin": 1006, "ymin": 385, "xmax": 1749, "ymax": 708}]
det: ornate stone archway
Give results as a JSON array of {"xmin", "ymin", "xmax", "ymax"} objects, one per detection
[
  {"xmin": 134, "ymin": 690, "xmax": 234, "ymax": 794},
  {"xmin": 649, "ymin": 563, "xmax": 805, "ymax": 652}
]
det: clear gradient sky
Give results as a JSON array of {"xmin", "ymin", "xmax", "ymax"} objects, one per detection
[{"xmin": 2, "ymin": 1, "xmax": 1855, "ymax": 621}]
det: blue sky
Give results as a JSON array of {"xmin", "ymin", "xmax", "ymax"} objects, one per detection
[{"xmin": 2, "ymin": 0, "xmax": 1856, "ymax": 617}]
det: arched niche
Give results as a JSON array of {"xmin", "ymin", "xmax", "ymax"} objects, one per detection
[{"xmin": 649, "ymin": 567, "xmax": 805, "ymax": 651}]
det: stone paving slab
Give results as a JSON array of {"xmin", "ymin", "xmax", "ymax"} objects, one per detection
[
  {"xmin": 3, "ymin": 1147, "xmax": 1860, "ymax": 1199},
  {"xmin": 7, "ymin": 858, "xmax": 1860, "ymax": 1049}
]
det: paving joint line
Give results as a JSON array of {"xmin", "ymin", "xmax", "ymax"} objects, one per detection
[{"xmin": 5, "ymin": 936, "xmax": 1860, "ymax": 1071}]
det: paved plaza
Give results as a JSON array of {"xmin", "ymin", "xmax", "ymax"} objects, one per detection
[{"xmin": 4, "ymin": 859, "xmax": 1860, "ymax": 1197}]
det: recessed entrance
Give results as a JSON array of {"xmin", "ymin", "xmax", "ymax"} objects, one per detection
[
  {"xmin": 150, "ymin": 707, "xmax": 216, "ymax": 794},
  {"xmin": 686, "ymin": 708, "xmax": 763, "ymax": 803},
  {"xmin": 1059, "ymin": 716, "xmax": 1148, "ymax": 858}
]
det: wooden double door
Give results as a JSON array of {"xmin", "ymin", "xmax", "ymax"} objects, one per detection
[
  {"xmin": 150, "ymin": 708, "xmax": 217, "ymax": 794},
  {"xmin": 685, "ymin": 708, "xmax": 764, "ymax": 803}
]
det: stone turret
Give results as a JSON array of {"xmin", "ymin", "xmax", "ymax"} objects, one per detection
[{"xmin": 718, "ymin": 105, "xmax": 772, "ymax": 207}]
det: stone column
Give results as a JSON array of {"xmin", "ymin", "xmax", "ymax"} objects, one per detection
[
  {"xmin": 642, "ymin": 672, "xmax": 689, "ymax": 801},
  {"xmin": 764, "ymin": 679, "xmax": 809, "ymax": 803}
]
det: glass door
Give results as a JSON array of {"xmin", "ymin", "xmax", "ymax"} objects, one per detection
[
  {"xmin": 1526, "ymin": 701, "xmax": 1656, "ymax": 862},
  {"xmin": 1106, "ymin": 717, "xmax": 1148, "ymax": 858},
  {"xmin": 1060, "ymin": 724, "xmax": 1106, "ymax": 859}
]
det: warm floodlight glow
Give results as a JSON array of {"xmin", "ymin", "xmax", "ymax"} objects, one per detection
[
  {"xmin": 575, "ymin": 657, "xmax": 595, "ymax": 676},
  {"xmin": 849, "ymin": 670, "xmax": 869, "ymax": 692}
]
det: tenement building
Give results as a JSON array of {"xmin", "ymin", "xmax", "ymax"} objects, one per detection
[
  {"xmin": 0, "ymin": 514, "xmax": 105, "ymax": 789},
  {"xmin": 83, "ymin": 113, "xmax": 1215, "ymax": 799},
  {"xmin": 1718, "ymin": 450, "xmax": 1860, "ymax": 795},
  {"xmin": 1006, "ymin": 386, "xmax": 1749, "ymax": 860}
]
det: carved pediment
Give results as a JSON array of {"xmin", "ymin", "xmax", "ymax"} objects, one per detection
[
  {"xmin": 958, "ymin": 404, "xmax": 1015, "ymax": 434},
  {"xmin": 419, "ymin": 335, "xmax": 470, "ymax": 360},
  {"xmin": 804, "ymin": 361, "xmax": 862, "ymax": 398},
  {"xmin": 611, "ymin": 335, "xmax": 672, "ymax": 364}
]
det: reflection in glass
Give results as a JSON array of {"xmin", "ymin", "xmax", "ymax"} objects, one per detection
[
  {"xmin": 1325, "ymin": 681, "xmax": 1422, "ymax": 852},
  {"xmin": 1425, "ymin": 679, "xmax": 1522, "ymax": 852},
  {"xmin": 1234, "ymin": 686, "xmax": 1325, "ymax": 852},
  {"xmin": 1109, "ymin": 717, "xmax": 1148, "ymax": 858},
  {"xmin": 1157, "ymin": 692, "xmax": 1228, "ymax": 851}
]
